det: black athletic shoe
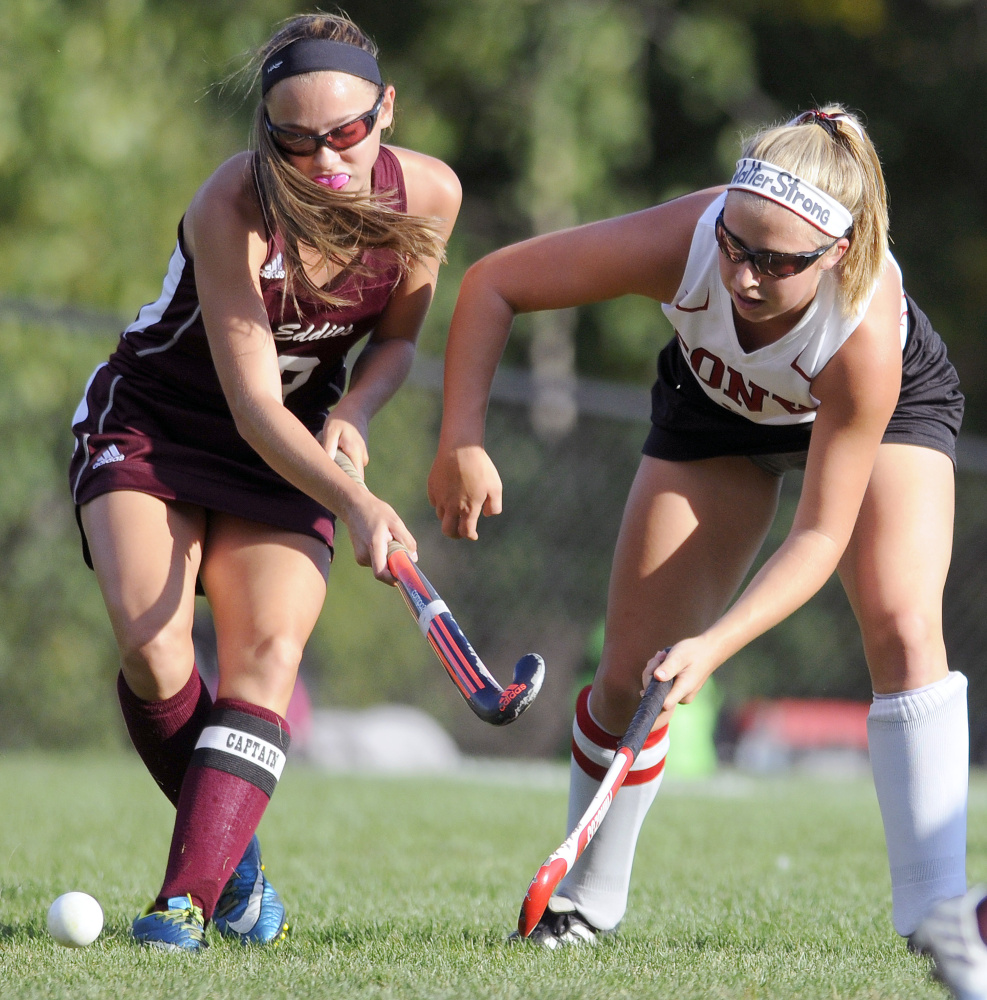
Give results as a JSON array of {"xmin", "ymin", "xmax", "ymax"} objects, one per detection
[{"xmin": 508, "ymin": 896, "xmax": 607, "ymax": 949}]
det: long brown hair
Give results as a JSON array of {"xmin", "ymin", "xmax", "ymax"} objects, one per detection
[
  {"xmin": 248, "ymin": 13, "xmax": 447, "ymax": 309},
  {"xmin": 741, "ymin": 106, "xmax": 889, "ymax": 316}
]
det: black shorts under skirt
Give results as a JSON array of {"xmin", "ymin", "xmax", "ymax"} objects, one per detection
[{"xmin": 643, "ymin": 294, "xmax": 964, "ymax": 473}]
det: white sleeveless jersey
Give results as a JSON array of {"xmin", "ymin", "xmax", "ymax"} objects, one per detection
[{"xmin": 661, "ymin": 194, "xmax": 906, "ymax": 426}]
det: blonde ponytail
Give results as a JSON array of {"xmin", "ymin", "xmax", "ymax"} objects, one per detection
[{"xmin": 741, "ymin": 106, "xmax": 889, "ymax": 316}]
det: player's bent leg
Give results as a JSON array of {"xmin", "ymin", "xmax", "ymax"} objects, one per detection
[
  {"xmin": 134, "ymin": 699, "xmax": 292, "ymax": 949},
  {"xmin": 82, "ymin": 493, "xmax": 209, "ymax": 802},
  {"xmin": 152, "ymin": 516, "xmax": 329, "ymax": 946},
  {"xmin": 201, "ymin": 513, "xmax": 330, "ymax": 716},
  {"xmin": 588, "ymin": 455, "xmax": 781, "ymax": 732},
  {"xmin": 552, "ymin": 684, "xmax": 670, "ymax": 934},
  {"xmin": 839, "ymin": 444, "xmax": 967, "ymax": 938},
  {"xmin": 81, "ymin": 492, "xmax": 205, "ymax": 700},
  {"xmin": 116, "ymin": 665, "xmax": 214, "ymax": 806},
  {"xmin": 867, "ymin": 674, "xmax": 969, "ymax": 937},
  {"xmin": 543, "ymin": 456, "xmax": 779, "ymax": 943}
]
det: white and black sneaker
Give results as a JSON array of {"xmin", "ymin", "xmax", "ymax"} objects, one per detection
[
  {"xmin": 508, "ymin": 896, "xmax": 608, "ymax": 949},
  {"xmin": 911, "ymin": 886, "xmax": 987, "ymax": 1000}
]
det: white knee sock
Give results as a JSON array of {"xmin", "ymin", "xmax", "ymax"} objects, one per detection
[
  {"xmin": 556, "ymin": 685, "xmax": 669, "ymax": 931},
  {"xmin": 868, "ymin": 671, "xmax": 969, "ymax": 937}
]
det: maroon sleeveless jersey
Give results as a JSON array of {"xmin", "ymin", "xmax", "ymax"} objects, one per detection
[{"xmin": 69, "ymin": 146, "xmax": 408, "ymax": 553}]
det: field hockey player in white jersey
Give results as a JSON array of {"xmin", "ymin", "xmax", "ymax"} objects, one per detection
[{"xmin": 428, "ymin": 106, "xmax": 967, "ymax": 950}]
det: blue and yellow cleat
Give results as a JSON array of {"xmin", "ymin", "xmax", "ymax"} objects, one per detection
[
  {"xmin": 132, "ymin": 894, "xmax": 208, "ymax": 952},
  {"xmin": 213, "ymin": 834, "xmax": 289, "ymax": 945}
]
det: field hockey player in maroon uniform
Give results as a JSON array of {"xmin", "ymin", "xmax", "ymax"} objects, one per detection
[
  {"xmin": 429, "ymin": 107, "xmax": 968, "ymax": 950},
  {"xmin": 68, "ymin": 13, "xmax": 461, "ymax": 951}
]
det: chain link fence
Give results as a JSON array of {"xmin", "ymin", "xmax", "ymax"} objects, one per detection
[{"xmin": 3, "ymin": 298, "xmax": 987, "ymax": 760}]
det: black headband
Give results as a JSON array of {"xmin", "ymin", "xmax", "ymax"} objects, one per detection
[{"xmin": 261, "ymin": 38, "xmax": 382, "ymax": 96}]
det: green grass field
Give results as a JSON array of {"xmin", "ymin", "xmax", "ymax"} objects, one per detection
[{"xmin": 1, "ymin": 753, "xmax": 982, "ymax": 999}]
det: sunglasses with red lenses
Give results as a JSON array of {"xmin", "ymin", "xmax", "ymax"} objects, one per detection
[
  {"xmin": 265, "ymin": 89, "xmax": 385, "ymax": 157},
  {"xmin": 714, "ymin": 210, "xmax": 840, "ymax": 279}
]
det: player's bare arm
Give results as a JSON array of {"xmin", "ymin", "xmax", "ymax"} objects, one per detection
[
  {"xmin": 429, "ymin": 190, "xmax": 720, "ymax": 540},
  {"xmin": 325, "ymin": 149, "xmax": 462, "ymax": 467}
]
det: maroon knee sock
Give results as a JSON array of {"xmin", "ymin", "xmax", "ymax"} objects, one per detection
[
  {"xmin": 977, "ymin": 897, "xmax": 987, "ymax": 945},
  {"xmin": 156, "ymin": 698, "xmax": 291, "ymax": 917},
  {"xmin": 117, "ymin": 667, "xmax": 213, "ymax": 806}
]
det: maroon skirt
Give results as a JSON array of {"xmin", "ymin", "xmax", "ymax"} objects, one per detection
[{"xmin": 69, "ymin": 362, "xmax": 335, "ymax": 568}]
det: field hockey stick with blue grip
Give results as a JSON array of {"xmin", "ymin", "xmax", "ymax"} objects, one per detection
[{"xmin": 334, "ymin": 451, "xmax": 545, "ymax": 726}]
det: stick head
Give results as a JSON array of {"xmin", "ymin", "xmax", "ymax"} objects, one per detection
[
  {"xmin": 490, "ymin": 653, "xmax": 545, "ymax": 726},
  {"xmin": 517, "ymin": 856, "xmax": 568, "ymax": 937}
]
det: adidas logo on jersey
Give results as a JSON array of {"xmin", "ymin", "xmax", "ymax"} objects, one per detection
[
  {"xmin": 260, "ymin": 253, "xmax": 286, "ymax": 280},
  {"xmin": 92, "ymin": 444, "xmax": 125, "ymax": 469}
]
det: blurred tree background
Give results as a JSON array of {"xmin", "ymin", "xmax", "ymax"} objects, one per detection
[{"xmin": 2, "ymin": 0, "xmax": 987, "ymax": 756}]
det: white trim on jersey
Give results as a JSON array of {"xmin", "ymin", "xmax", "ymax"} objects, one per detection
[
  {"xmin": 71, "ymin": 432, "xmax": 90, "ymax": 503},
  {"xmin": 97, "ymin": 374, "xmax": 123, "ymax": 433},
  {"xmin": 134, "ymin": 305, "xmax": 201, "ymax": 358},
  {"xmin": 71, "ymin": 363, "xmax": 106, "ymax": 428},
  {"xmin": 123, "ymin": 241, "xmax": 187, "ymax": 340}
]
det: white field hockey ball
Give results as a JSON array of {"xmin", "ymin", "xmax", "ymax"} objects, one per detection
[{"xmin": 47, "ymin": 892, "xmax": 103, "ymax": 947}]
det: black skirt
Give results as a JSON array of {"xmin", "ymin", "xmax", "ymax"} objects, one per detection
[{"xmin": 643, "ymin": 294, "xmax": 964, "ymax": 472}]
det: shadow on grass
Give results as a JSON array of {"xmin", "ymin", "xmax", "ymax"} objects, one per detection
[
  {"xmin": 0, "ymin": 920, "xmax": 133, "ymax": 945},
  {"xmin": 308, "ymin": 918, "xmax": 621, "ymax": 953},
  {"xmin": 0, "ymin": 922, "xmax": 46, "ymax": 941}
]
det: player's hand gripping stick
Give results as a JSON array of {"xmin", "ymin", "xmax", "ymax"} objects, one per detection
[
  {"xmin": 334, "ymin": 452, "xmax": 545, "ymax": 726},
  {"xmin": 517, "ymin": 674, "xmax": 673, "ymax": 935}
]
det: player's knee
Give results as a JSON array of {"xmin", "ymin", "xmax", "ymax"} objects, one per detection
[
  {"xmin": 245, "ymin": 634, "xmax": 304, "ymax": 681},
  {"xmin": 118, "ymin": 627, "xmax": 195, "ymax": 698},
  {"xmin": 217, "ymin": 634, "xmax": 301, "ymax": 712},
  {"xmin": 863, "ymin": 608, "xmax": 945, "ymax": 689}
]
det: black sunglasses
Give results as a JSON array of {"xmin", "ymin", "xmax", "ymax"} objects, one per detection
[
  {"xmin": 714, "ymin": 210, "xmax": 841, "ymax": 279},
  {"xmin": 264, "ymin": 90, "xmax": 385, "ymax": 156}
]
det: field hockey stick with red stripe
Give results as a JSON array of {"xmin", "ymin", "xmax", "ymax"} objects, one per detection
[
  {"xmin": 334, "ymin": 452, "xmax": 545, "ymax": 726},
  {"xmin": 516, "ymin": 674, "xmax": 673, "ymax": 936}
]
